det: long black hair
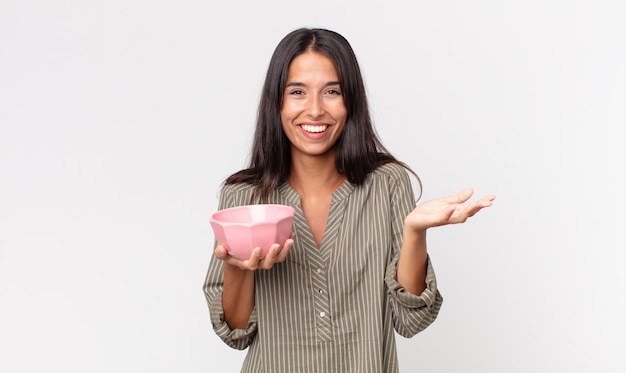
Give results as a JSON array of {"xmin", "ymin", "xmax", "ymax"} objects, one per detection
[{"xmin": 225, "ymin": 28, "xmax": 419, "ymax": 202}]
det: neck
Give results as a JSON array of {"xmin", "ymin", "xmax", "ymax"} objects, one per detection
[{"xmin": 288, "ymin": 154, "xmax": 346, "ymax": 197}]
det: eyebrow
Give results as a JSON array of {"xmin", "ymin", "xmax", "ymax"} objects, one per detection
[{"xmin": 285, "ymin": 81, "xmax": 341, "ymax": 88}]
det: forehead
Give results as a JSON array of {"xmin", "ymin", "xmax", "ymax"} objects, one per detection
[{"xmin": 287, "ymin": 51, "xmax": 338, "ymax": 80}]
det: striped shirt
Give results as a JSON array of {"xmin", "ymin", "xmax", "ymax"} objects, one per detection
[{"xmin": 203, "ymin": 163, "xmax": 443, "ymax": 372}]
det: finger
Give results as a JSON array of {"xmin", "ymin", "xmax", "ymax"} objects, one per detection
[
  {"xmin": 458, "ymin": 198, "xmax": 494, "ymax": 220},
  {"xmin": 259, "ymin": 244, "xmax": 281, "ymax": 269},
  {"xmin": 214, "ymin": 244, "xmax": 230, "ymax": 260},
  {"xmin": 242, "ymin": 247, "xmax": 262, "ymax": 270},
  {"xmin": 442, "ymin": 205, "xmax": 457, "ymax": 221},
  {"xmin": 471, "ymin": 195, "xmax": 496, "ymax": 211},
  {"xmin": 448, "ymin": 205, "xmax": 469, "ymax": 223},
  {"xmin": 446, "ymin": 188, "xmax": 474, "ymax": 204},
  {"xmin": 481, "ymin": 195, "xmax": 496, "ymax": 206},
  {"xmin": 276, "ymin": 238, "xmax": 294, "ymax": 262},
  {"xmin": 464, "ymin": 202, "xmax": 485, "ymax": 219},
  {"xmin": 274, "ymin": 233, "xmax": 295, "ymax": 262}
]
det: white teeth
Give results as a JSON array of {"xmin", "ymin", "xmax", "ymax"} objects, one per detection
[{"xmin": 301, "ymin": 124, "xmax": 328, "ymax": 133}]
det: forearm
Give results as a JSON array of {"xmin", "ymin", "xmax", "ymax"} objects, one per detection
[
  {"xmin": 222, "ymin": 263, "xmax": 255, "ymax": 329},
  {"xmin": 397, "ymin": 227, "xmax": 428, "ymax": 295}
]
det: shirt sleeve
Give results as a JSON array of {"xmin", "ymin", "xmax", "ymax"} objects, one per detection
[
  {"xmin": 202, "ymin": 184, "xmax": 258, "ymax": 349},
  {"xmin": 385, "ymin": 253, "xmax": 443, "ymax": 338},
  {"xmin": 203, "ymin": 255, "xmax": 258, "ymax": 349},
  {"xmin": 383, "ymin": 165, "xmax": 444, "ymax": 338}
]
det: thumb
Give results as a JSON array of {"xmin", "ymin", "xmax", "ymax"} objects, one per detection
[{"xmin": 214, "ymin": 244, "xmax": 230, "ymax": 259}]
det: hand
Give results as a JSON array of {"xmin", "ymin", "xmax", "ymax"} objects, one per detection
[
  {"xmin": 213, "ymin": 233, "xmax": 296, "ymax": 271},
  {"xmin": 405, "ymin": 189, "xmax": 495, "ymax": 233}
]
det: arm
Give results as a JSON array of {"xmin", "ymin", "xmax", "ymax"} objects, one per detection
[
  {"xmin": 397, "ymin": 188, "xmax": 496, "ymax": 295},
  {"xmin": 383, "ymin": 165, "xmax": 494, "ymax": 337},
  {"xmin": 216, "ymin": 241, "xmax": 293, "ymax": 329},
  {"xmin": 202, "ymin": 252, "xmax": 257, "ymax": 350},
  {"xmin": 397, "ymin": 229, "xmax": 428, "ymax": 295},
  {"xmin": 382, "ymin": 165, "xmax": 442, "ymax": 338},
  {"xmin": 203, "ymin": 238, "xmax": 294, "ymax": 348},
  {"xmin": 202, "ymin": 184, "xmax": 294, "ymax": 347},
  {"xmin": 221, "ymin": 262, "xmax": 255, "ymax": 329}
]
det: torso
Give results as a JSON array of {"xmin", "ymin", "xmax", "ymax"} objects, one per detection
[
  {"xmin": 300, "ymin": 193, "xmax": 332, "ymax": 248},
  {"xmin": 288, "ymin": 171, "xmax": 346, "ymax": 249}
]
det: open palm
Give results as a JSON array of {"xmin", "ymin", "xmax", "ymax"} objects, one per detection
[{"xmin": 405, "ymin": 188, "xmax": 496, "ymax": 233}]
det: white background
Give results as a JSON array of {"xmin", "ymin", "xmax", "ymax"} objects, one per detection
[{"xmin": 1, "ymin": 0, "xmax": 624, "ymax": 372}]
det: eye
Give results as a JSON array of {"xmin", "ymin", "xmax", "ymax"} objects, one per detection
[
  {"xmin": 288, "ymin": 89, "xmax": 304, "ymax": 95},
  {"xmin": 326, "ymin": 88, "xmax": 341, "ymax": 95}
]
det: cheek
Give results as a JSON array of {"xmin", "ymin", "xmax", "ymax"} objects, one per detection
[
  {"xmin": 333, "ymin": 107, "xmax": 348, "ymax": 125},
  {"xmin": 279, "ymin": 105, "xmax": 289, "ymax": 125},
  {"xmin": 280, "ymin": 110, "xmax": 295, "ymax": 136},
  {"xmin": 328, "ymin": 100, "xmax": 347, "ymax": 120},
  {"xmin": 280, "ymin": 112, "xmax": 291, "ymax": 131},
  {"xmin": 280, "ymin": 102, "xmax": 297, "ymax": 122}
]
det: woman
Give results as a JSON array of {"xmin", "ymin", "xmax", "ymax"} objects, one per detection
[{"xmin": 204, "ymin": 28, "xmax": 495, "ymax": 372}]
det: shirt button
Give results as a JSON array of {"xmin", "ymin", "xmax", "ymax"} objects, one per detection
[
  {"xmin": 317, "ymin": 268, "xmax": 323, "ymax": 274},
  {"xmin": 320, "ymin": 311, "xmax": 326, "ymax": 318},
  {"xmin": 318, "ymin": 289, "xmax": 323, "ymax": 294}
]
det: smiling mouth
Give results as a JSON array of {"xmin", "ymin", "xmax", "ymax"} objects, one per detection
[{"xmin": 301, "ymin": 124, "xmax": 328, "ymax": 133}]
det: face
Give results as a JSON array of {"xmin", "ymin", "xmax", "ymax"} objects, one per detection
[{"xmin": 280, "ymin": 51, "xmax": 347, "ymax": 160}]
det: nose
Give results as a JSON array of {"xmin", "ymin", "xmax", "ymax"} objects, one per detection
[{"xmin": 306, "ymin": 95, "xmax": 325, "ymax": 118}]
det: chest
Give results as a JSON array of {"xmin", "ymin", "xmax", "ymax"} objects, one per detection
[{"xmin": 300, "ymin": 194, "xmax": 332, "ymax": 248}]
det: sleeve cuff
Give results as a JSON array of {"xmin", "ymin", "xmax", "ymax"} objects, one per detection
[
  {"xmin": 386, "ymin": 254, "xmax": 439, "ymax": 309},
  {"xmin": 209, "ymin": 290, "xmax": 257, "ymax": 348}
]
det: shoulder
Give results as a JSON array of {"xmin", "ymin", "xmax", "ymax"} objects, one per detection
[
  {"xmin": 367, "ymin": 162, "xmax": 417, "ymax": 200},
  {"xmin": 370, "ymin": 162, "xmax": 411, "ymax": 184},
  {"xmin": 369, "ymin": 162, "xmax": 418, "ymax": 210},
  {"xmin": 219, "ymin": 182, "xmax": 258, "ymax": 207},
  {"xmin": 222, "ymin": 181, "xmax": 257, "ymax": 194}
]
